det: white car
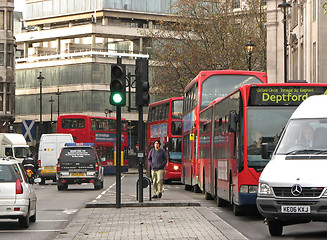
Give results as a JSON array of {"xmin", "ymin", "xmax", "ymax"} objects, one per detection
[{"xmin": 0, "ymin": 158, "xmax": 37, "ymax": 228}]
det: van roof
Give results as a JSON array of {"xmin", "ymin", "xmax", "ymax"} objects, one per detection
[
  {"xmin": 291, "ymin": 95, "xmax": 327, "ymax": 119},
  {"xmin": 0, "ymin": 134, "xmax": 27, "ymax": 145}
]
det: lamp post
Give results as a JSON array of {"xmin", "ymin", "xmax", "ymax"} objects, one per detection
[
  {"xmin": 49, "ymin": 96, "xmax": 54, "ymax": 123},
  {"xmin": 55, "ymin": 88, "xmax": 61, "ymax": 116},
  {"xmin": 37, "ymin": 72, "xmax": 44, "ymax": 136},
  {"xmin": 245, "ymin": 40, "xmax": 255, "ymax": 71},
  {"xmin": 278, "ymin": 0, "xmax": 292, "ymax": 83}
]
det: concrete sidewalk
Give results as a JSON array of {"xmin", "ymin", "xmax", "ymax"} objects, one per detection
[{"xmin": 55, "ymin": 172, "xmax": 248, "ymax": 240}]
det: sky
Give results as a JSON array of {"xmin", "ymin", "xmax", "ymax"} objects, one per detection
[{"xmin": 14, "ymin": 0, "xmax": 26, "ymax": 15}]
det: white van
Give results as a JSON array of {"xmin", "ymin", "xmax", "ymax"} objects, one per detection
[
  {"xmin": 38, "ymin": 134, "xmax": 74, "ymax": 184},
  {"xmin": 0, "ymin": 133, "xmax": 31, "ymax": 163},
  {"xmin": 257, "ymin": 95, "xmax": 327, "ymax": 236}
]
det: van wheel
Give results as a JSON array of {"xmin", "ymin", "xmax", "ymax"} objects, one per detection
[
  {"xmin": 57, "ymin": 183, "xmax": 68, "ymax": 191},
  {"xmin": 94, "ymin": 180, "xmax": 103, "ymax": 190},
  {"xmin": 268, "ymin": 220, "xmax": 283, "ymax": 236},
  {"xmin": 39, "ymin": 178, "xmax": 46, "ymax": 185}
]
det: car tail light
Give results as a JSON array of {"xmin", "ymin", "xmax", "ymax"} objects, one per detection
[
  {"xmin": 16, "ymin": 179, "xmax": 23, "ymax": 194},
  {"xmin": 57, "ymin": 162, "xmax": 61, "ymax": 172},
  {"xmin": 38, "ymin": 159, "xmax": 41, "ymax": 168},
  {"xmin": 95, "ymin": 162, "xmax": 99, "ymax": 171}
]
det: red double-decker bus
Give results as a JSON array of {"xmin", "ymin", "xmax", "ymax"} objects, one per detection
[
  {"xmin": 56, "ymin": 114, "xmax": 128, "ymax": 174},
  {"xmin": 198, "ymin": 82, "xmax": 327, "ymax": 215},
  {"xmin": 146, "ymin": 97, "xmax": 183, "ymax": 183},
  {"xmin": 182, "ymin": 70, "xmax": 268, "ymax": 192}
]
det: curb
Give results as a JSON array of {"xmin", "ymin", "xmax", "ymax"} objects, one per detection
[{"xmin": 85, "ymin": 201, "xmax": 201, "ymax": 208}]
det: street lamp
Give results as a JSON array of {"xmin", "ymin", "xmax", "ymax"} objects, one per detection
[
  {"xmin": 245, "ymin": 40, "xmax": 255, "ymax": 71},
  {"xmin": 278, "ymin": 0, "xmax": 292, "ymax": 83},
  {"xmin": 55, "ymin": 88, "xmax": 61, "ymax": 116},
  {"xmin": 37, "ymin": 72, "xmax": 44, "ymax": 136}
]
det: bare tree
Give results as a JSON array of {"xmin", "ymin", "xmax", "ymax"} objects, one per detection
[{"xmin": 144, "ymin": 0, "xmax": 267, "ymax": 97}]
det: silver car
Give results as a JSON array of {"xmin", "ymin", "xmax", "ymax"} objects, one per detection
[{"xmin": 0, "ymin": 158, "xmax": 37, "ymax": 228}]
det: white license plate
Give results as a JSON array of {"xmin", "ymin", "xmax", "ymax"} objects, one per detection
[{"xmin": 281, "ymin": 206, "xmax": 310, "ymax": 213}]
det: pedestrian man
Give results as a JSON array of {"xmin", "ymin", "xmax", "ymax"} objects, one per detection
[{"xmin": 147, "ymin": 139, "xmax": 167, "ymax": 198}]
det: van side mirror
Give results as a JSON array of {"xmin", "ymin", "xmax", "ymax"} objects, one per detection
[
  {"xmin": 261, "ymin": 143, "xmax": 276, "ymax": 159},
  {"xmin": 229, "ymin": 111, "xmax": 238, "ymax": 132}
]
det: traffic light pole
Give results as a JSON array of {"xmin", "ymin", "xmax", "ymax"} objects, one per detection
[
  {"xmin": 138, "ymin": 105, "xmax": 144, "ymax": 202},
  {"xmin": 116, "ymin": 105, "xmax": 122, "ymax": 208}
]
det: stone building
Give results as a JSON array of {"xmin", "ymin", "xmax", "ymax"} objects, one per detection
[
  {"xmin": 0, "ymin": 0, "xmax": 15, "ymax": 132},
  {"xmin": 267, "ymin": 0, "xmax": 327, "ymax": 83}
]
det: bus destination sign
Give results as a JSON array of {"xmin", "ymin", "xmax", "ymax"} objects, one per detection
[{"xmin": 249, "ymin": 86, "xmax": 327, "ymax": 106}]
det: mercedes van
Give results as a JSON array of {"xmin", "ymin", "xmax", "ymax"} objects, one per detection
[{"xmin": 257, "ymin": 95, "xmax": 327, "ymax": 236}]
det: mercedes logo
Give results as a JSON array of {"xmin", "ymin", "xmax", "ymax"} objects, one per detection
[{"xmin": 291, "ymin": 184, "xmax": 302, "ymax": 197}]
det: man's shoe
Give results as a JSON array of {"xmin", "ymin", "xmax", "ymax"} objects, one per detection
[
  {"xmin": 158, "ymin": 193, "xmax": 162, "ymax": 198},
  {"xmin": 152, "ymin": 195, "xmax": 158, "ymax": 198}
]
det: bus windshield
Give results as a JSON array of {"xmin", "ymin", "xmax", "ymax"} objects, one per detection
[
  {"xmin": 168, "ymin": 137, "xmax": 182, "ymax": 163},
  {"xmin": 201, "ymin": 75, "xmax": 263, "ymax": 110},
  {"xmin": 172, "ymin": 100, "xmax": 183, "ymax": 119},
  {"xmin": 246, "ymin": 107, "xmax": 296, "ymax": 170}
]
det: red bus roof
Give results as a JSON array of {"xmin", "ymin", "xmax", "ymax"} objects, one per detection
[
  {"xmin": 184, "ymin": 70, "xmax": 267, "ymax": 93},
  {"xmin": 149, "ymin": 97, "xmax": 184, "ymax": 108},
  {"xmin": 58, "ymin": 114, "xmax": 127, "ymax": 121}
]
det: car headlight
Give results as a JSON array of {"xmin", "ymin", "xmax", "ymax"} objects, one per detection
[{"xmin": 258, "ymin": 182, "xmax": 273, "ymax": 196}]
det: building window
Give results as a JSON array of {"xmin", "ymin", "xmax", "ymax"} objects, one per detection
[
  {"xmin": 0, "ymin": 11, "xmax": 4, "ymax": 30},
  {"xmin": 6, "ymin": 44, "xmax": 12, "ymax": 67},
  {"xmin": 313, "ymin": 0, "xmax": 316, "ymax": 22},
  {"xmin": 0, "ymin": 83, "xmax": 3, "ymax": 112},
  {"xmin": 7, "ymin": 11, "xmax": 12, "ymax": 31},
  {"xmin": 6, "ymin": 83, "xmax": 10, "ymax": 112},
  {"xmin": 313, "ymin": 42, "xmax": 316, "ymax": 83},
  {"xmin": 0, "ymin": 43, "xmax": 4, "ymax": 66}
]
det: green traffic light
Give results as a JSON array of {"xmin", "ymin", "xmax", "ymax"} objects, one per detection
[{"xmin": 112, "ymin": 92, "xmax": 123, "ymax": 104}]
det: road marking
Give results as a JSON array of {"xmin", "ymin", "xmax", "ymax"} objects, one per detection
[
  {"xmin": 35, "ymin": 219, "xmax": 68, "ymax": 222},
  {"xmin": 63, "ymin": 209, "xmax": 78, "ymax": 215},
  {"xmin": 92, "ymin": 175, "xmax": 125, "ymax": 202}
]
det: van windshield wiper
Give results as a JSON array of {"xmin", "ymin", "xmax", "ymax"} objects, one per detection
[{"xmin": 285, "ymin": 149, "xmax": 326, "ymax": 155}]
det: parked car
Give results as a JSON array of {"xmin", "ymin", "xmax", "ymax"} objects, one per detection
[
  {"xmin": 0, "ymin": 158, "xmax": 38, "ymax": 228},
  {"xmin": 56, "ymin": 143, "xmax": 104, "ymax": 191}
]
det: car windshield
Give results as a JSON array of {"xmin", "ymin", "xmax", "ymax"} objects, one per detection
[
  {"xmin": 0, "ymin": 165, "xmax": 17, "ymax": 182},
  {"xmin": 276, "ymin": 119, "xmax": 327, "ymax": 155},
  {"xmin": 247, "ymin": 107, "xmax": 296, "ymax": 169}
]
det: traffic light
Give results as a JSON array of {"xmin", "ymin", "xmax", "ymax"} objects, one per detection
[
  {"xmin": 110, "ymin": 64, "xmax": 126, "ymax": 106},
  {"xmin": 135, "ymin": 58, "xmax": 150, "ymax": 106}
]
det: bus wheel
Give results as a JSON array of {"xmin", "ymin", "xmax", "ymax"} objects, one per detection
[
  {"xmin": 217, "ymin": 197, "xmax": 228, "ymax": 207},
  {"xmin": 184, "ymin": 184, "xmax": 192, "ymax": 191},
  {"xmin": 268, "ymin": 220, "xmax": 283, "ymax": 236},
  {"xmin": 205, "ymin": 191, "xmax": 214, "ymax": 200},
  {"xmin": 193, "ymin": 184, "xmax": 202, "ymax": 193},
  {"xmin": 233, "ymin": 203, "xmax": 243, "ymax": 216}
]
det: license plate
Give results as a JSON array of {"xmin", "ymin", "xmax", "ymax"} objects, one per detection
[
  {"xmin": 44, "ymin": 167, "xmax": 56, "ymax": 170},
  {"xmin": 281, "ymin": 206, "xmax": 310, "ymax": 213},
  {"xmin": 70, "ymin": 173, "xmax": 85, "ymax": 177}
]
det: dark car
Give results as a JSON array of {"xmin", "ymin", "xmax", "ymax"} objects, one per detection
[{"xmin": 56, "ymin": 144, "xmax": 104, "ymax": 191}]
